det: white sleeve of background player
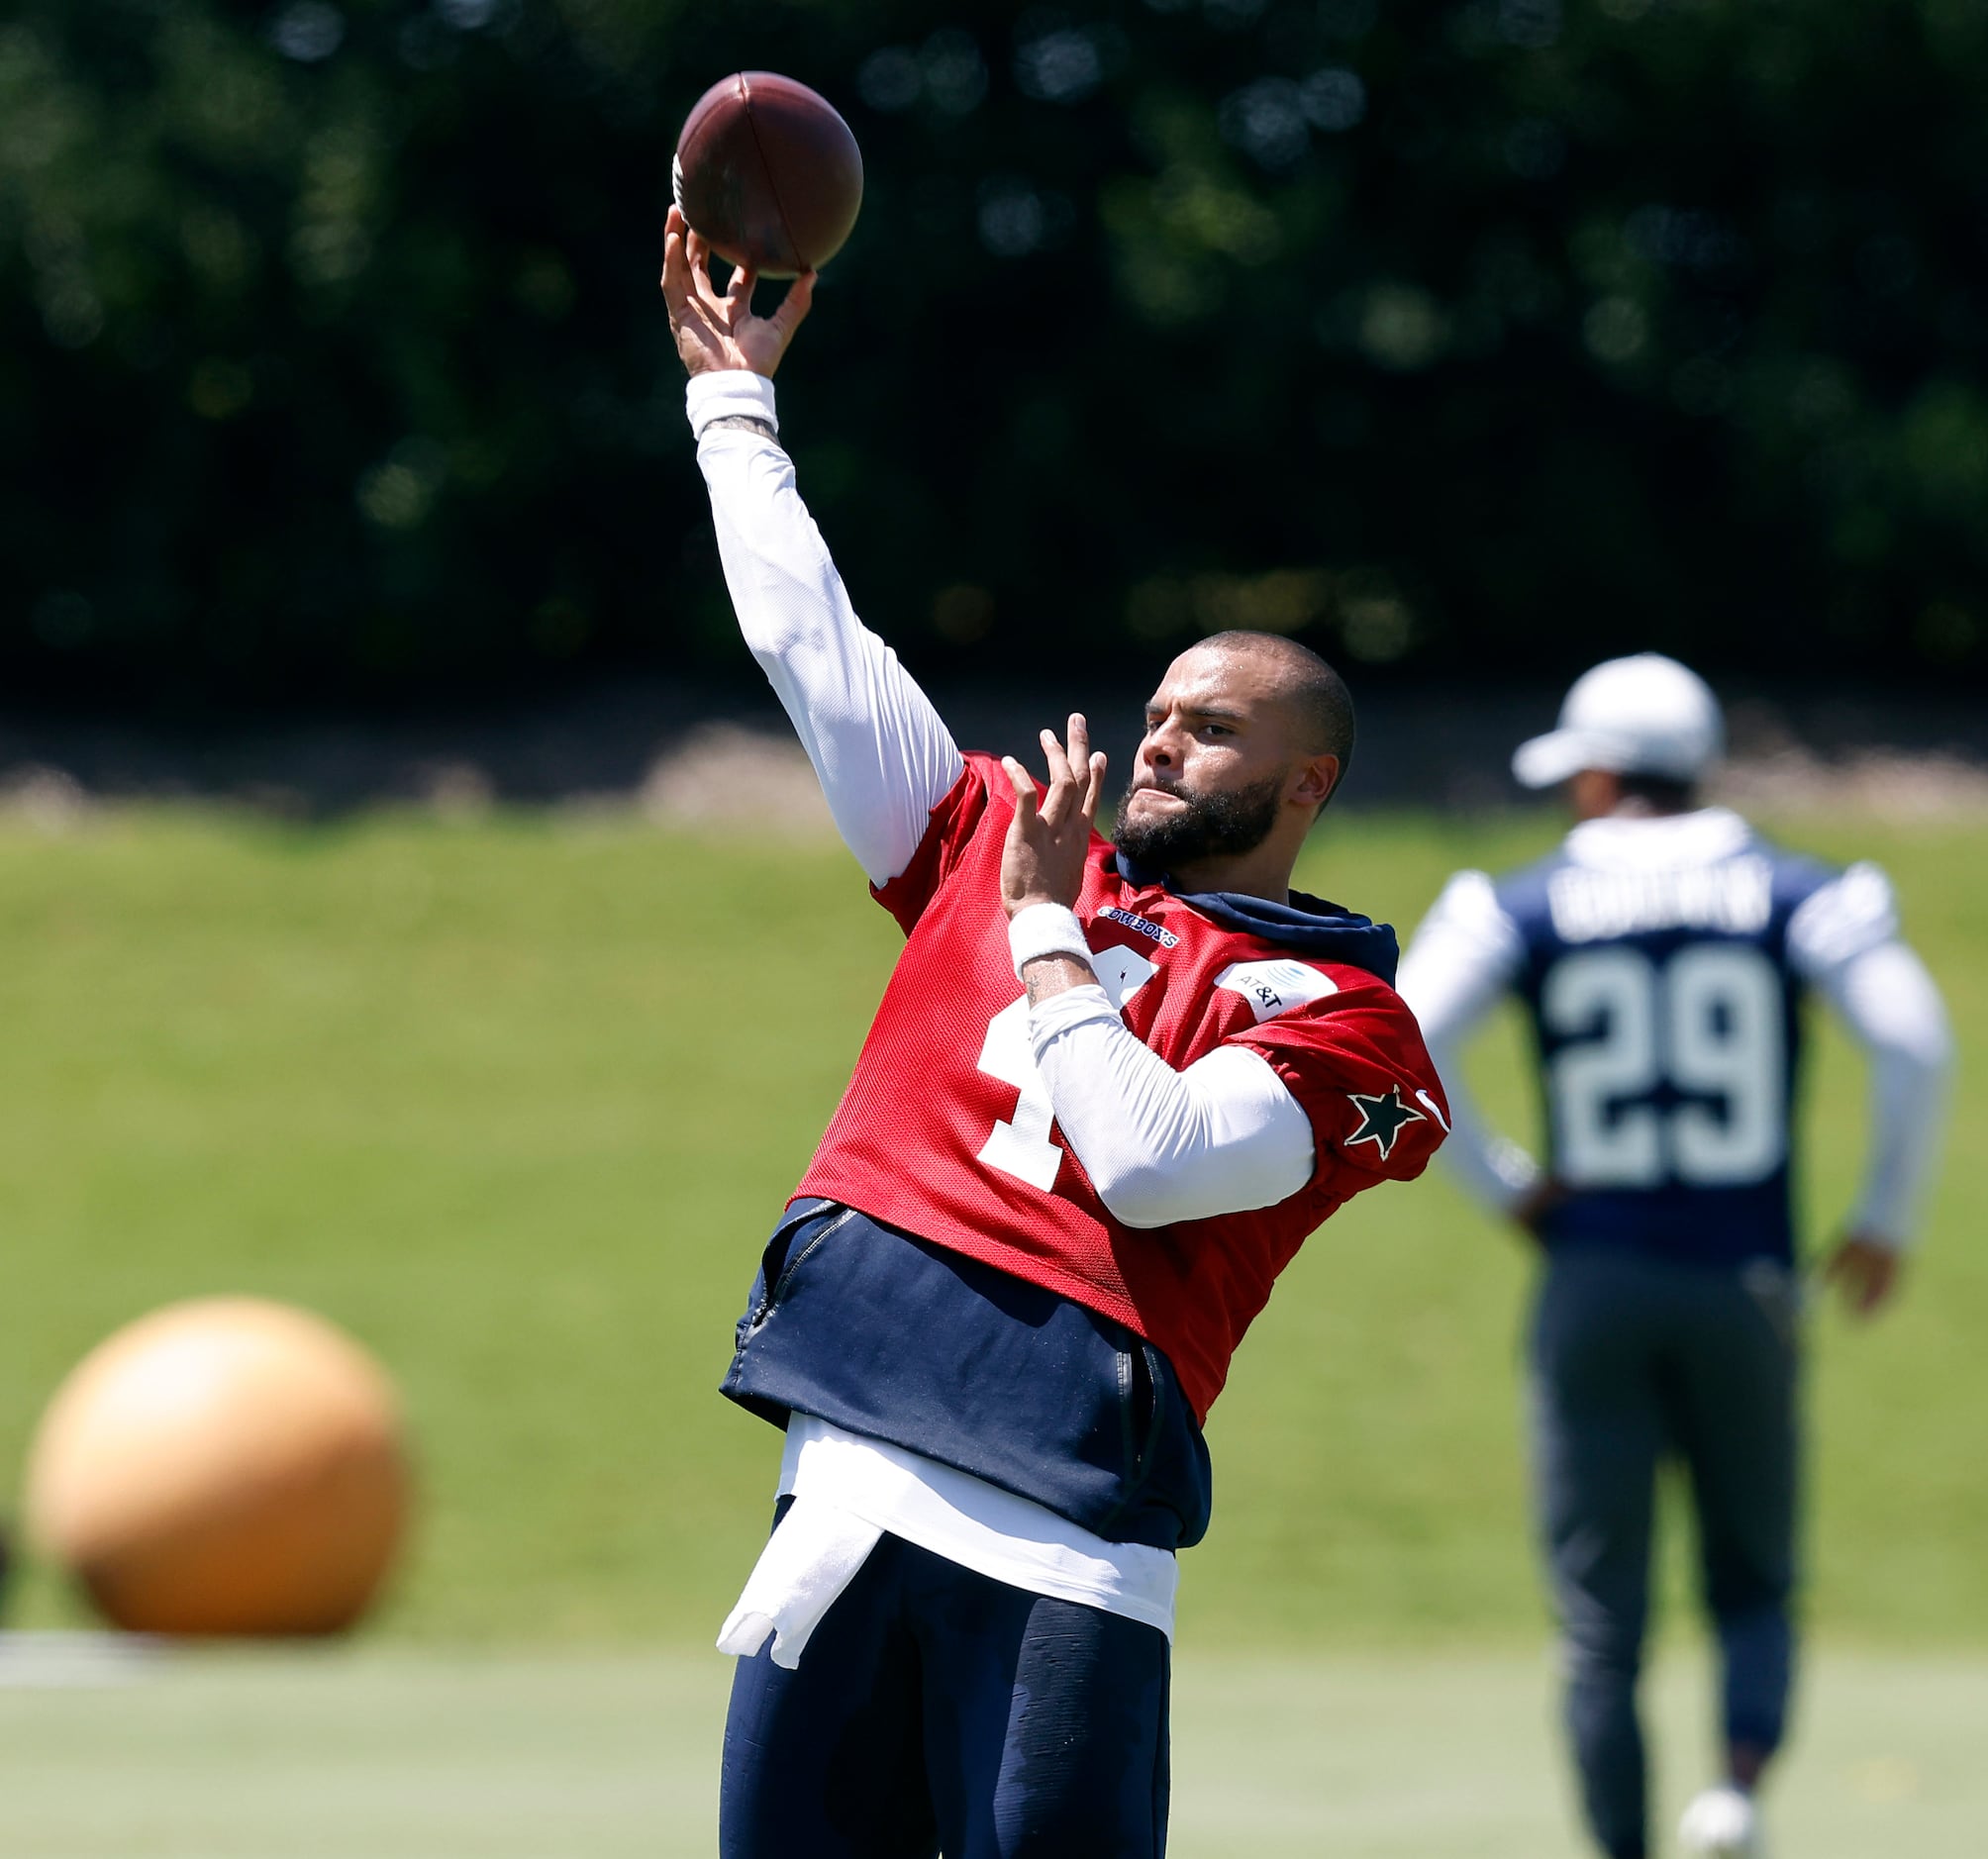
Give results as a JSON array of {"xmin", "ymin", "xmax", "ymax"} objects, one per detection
[
  {"xmin": 1789, "ymin": 864, "xmax": 1954, "ymax": 1247},
  {"xmin": 1394, "ymin": 871, "xmax": 1540, "ymax": 1215},
  {"xmin": 1026, "ymin": 986, "xmax": 1315, "ymax": 1228},
  {"xmin": 688, "ymin": 372, "xmax": 964, "ymax": 887}
]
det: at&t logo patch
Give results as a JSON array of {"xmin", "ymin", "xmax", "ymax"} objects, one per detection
[{"xmin": 1213, "ymin": 959, "xmax": 1339, "ymax": 1023}]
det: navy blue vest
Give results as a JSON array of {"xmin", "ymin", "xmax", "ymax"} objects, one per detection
[{"xmin": 723, "ymin": 1199, "xmax": 1215, "ymax": 1549}]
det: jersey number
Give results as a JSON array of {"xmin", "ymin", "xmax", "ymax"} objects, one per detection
[
  {"xmin": 1543, "ymin": 944, "xmax": 1785, "ymax": 1189},
  {"xmin": 975, "ymin": 945, "xmax": 1157, "ymax": 1191}
]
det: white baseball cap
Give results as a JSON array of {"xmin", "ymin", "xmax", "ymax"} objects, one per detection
[{"xmin": 1512, "ymin": 653, "xmax": 1724, "ymax": 790}]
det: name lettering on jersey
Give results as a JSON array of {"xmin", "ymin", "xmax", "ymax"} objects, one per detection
[
  {"xmin": 1095, "ymin": 906, "xmax": 1180, "ymax": 949},
  {"xmin": 1213, "ymin": 959, "xmax": 1339, "ymax": 1023},
  {"xmin": 1343, "ymin": 1085, "xmax": 1426, "ymax": 1161},
  {"xmin": 1546, "ymin": 855, "xmax": 1773, "ymax": 943}
]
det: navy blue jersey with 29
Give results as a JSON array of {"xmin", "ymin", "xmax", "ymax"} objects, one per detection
[{"xmin": 1495, "ymin": 838, "xmax": 1839, "ymax": 1267}]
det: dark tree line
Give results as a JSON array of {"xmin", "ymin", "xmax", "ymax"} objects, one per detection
[{"xmin": 3, "ymin": 0, "xmax": 1984, "ymax": 710}]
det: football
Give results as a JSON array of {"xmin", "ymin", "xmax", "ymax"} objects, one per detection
[{"xmin": 673, "ymin": 71, "xmax": 863, "ymax": 278}]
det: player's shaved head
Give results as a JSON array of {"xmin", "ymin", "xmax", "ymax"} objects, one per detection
[
  {"xmin": 1191, "ymin": 631, "xmax": 1357, "ymax": 789},
  {"xmin": 1120, "ymin": 631, "xmax": 1358, "ymax": 880}
]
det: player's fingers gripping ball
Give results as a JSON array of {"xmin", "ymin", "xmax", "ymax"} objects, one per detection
[
  {"xmin": 673, "ymin": 71, "xmax": 863, "ymax": 277},
  {"xmin": 24, "ymin": 1298, "xmax": 410, "ymax": 1636}
]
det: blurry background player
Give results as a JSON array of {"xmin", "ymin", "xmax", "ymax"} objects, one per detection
[
  {"xmin": 660, "ymin": 206, "xmax": 1446, "ymax": 1858},
  {"xmin": 1397, "ymin": 654, "xmax": 1952, "ymax": 1859}
]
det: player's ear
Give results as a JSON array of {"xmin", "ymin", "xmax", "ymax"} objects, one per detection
[{"xmin": 1292, "ymin": 753, "xmax": 1342, "ymax": 812}]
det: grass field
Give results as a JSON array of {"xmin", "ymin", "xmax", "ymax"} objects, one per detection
[
  {"xmin": 0, "ymin": 800, "xmax": 1979, "ymax": 1850},
  {"xmin": 0, "ymin": 803, "xmax": 1978, "ymax": 1653},
  {"xmin": 1, "ymin": 1640, "xmax": 1984, "ymax": 1856}
]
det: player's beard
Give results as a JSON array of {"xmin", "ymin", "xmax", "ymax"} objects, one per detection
[{"xmin": 1112, "ymin": 772, "xmax": 1283, "ymax": 873}]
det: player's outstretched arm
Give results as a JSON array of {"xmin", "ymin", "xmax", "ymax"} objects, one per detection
[
  {"xmin": 662, "ymin": 208, "xmax": 963, "ymax": 887},
  {"xmin": 1396, "ymin": 872, "xmax": 1542, "ymax": 1225},
  {"xmin": 1788, "ymin": 863, "xmax": 1954, "ymax": 1314}
]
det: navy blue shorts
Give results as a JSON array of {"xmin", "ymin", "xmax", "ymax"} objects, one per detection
[{"xmin": 720, "ymin": 1526, "xmax": 1171, "ymax": 1858}]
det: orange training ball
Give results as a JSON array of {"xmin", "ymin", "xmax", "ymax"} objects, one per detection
[{"xmin": 24, "ymin": 1297, "xmax": 410, "ymax": 1636}]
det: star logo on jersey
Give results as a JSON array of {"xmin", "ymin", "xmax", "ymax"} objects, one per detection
[{"xmin": 1343, "ymin": 1086, "xmax": 1427, "ymax": 1161}]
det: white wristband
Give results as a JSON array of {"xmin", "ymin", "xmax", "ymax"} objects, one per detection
[
  {"xmin": 1008, "ymin": 904, "xmax": 1093, "ymax": 978},
  {"xmin": 686, "ymin": 371, "xmax": 779, "ymax": 440}
]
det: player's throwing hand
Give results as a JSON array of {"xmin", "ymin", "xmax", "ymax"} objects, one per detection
[
  {"xmin": 661, "ymin": 204, "xmax": 815, "ymax": 379},
  {"xmin": 1000, "ymin": 715, "xmax": 1107, "ymax": 919}
]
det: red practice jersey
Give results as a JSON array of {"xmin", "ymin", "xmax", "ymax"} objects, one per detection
[{"xmin": 794, "ymin": 754, "xmax": 1447, "ymax": 1420}]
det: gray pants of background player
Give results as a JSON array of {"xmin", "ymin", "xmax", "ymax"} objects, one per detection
[{"xmin": 1530, "ymin": 1246, "xmax": 1799, "ymax": 1859}]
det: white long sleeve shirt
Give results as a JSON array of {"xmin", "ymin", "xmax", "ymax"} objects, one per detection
[{"xmin": 1395, "ymin": 808, "xmax": 1952, "ymax": 1247}]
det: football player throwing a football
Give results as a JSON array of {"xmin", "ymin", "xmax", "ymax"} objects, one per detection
[
  {"xmin": 662, "ymin": 207, "xmax": 1448, "ymax": 1857},
  {"xmin": 1398, "ymin": 654, "xmax": 1952, "ymax": 1859}
]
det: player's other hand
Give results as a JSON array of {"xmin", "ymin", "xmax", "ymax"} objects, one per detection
[
  {"xmin": 1823, "ymin": 1232, "xmax": 1904, "ymax": 1319},
  {"xmin": 1000, "ymin": 715, "xmax": 1107, "ymax": 918},
  {"xmin": 661, "ymin": 205, "xmax": 815, "ymax": 378}
]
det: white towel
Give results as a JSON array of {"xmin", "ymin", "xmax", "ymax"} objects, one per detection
[
  {"xmin": 717, "ymin": 1419, "xmax": 1178, "ymax": 1673},
  {"xmin": 716, "ymin": 1494, "xmax": 884, "ymax": 1670}
]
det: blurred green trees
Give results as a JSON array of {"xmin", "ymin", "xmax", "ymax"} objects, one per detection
[{"xmin": 2, "ymin": 0, "xmax": 1983, "ymax": 704}]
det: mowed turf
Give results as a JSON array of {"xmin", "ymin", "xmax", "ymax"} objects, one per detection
[
  {"xmin": 0, "ymin": 1642, "xmax": 1983, "ymax": 1856},
  {"xmin": 0, "ymin": 806, "xmax": 1979, "ymax": 1647}
]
